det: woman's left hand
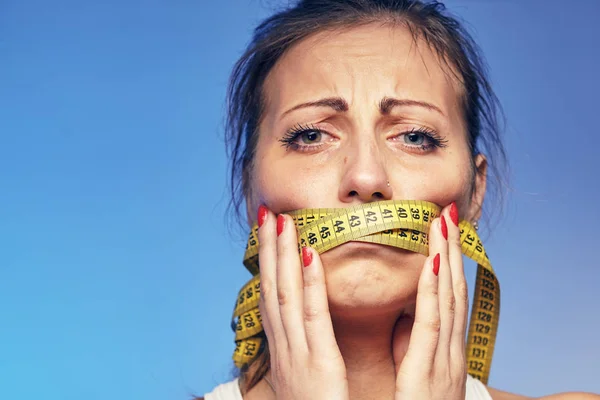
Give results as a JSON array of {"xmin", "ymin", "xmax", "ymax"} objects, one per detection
[{"xmin": 392, "ymin": 203, "xmax": 468, "ymax": 400}]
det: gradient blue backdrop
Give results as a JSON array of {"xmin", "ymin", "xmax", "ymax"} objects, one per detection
[{"xmin": 1, "ymin": 0, "xmax": 599, "ymax": 399}]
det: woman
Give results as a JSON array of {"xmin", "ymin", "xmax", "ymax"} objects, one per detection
[{"xmin": 201, "ymin": 1, "xmax": 599, "ymax": 399}]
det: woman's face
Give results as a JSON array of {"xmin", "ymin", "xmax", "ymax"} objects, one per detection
[{"xmin": 248, "ymin": 24, "xmax": 486, "ymax": 318}]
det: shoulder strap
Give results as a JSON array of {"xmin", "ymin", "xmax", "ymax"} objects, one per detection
[
  {"xmin": 204, "ymin": 379, "xmax": 243, "ymax": 400},
  {"xmin": 466, "ymin": 375, "xmax": 493, "ymax": 400}
]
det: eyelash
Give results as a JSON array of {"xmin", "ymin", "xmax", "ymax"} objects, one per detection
[
  {"xmin": 279, "ymin": 124, "xmax": 448, "ymax": 153},
  {"xmin": 397, "ymin": 127, "xmax": 449, "ymax": 152},
  {"xmin": 279, "ymin": 123, "xmax": 329, "ymax": 152}
]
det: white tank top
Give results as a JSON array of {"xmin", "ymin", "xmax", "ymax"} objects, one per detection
[{"xmin": 204, "ymin": 374, "xmax": 493, "ymax": 400}]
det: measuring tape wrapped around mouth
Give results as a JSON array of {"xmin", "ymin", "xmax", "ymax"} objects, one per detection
[{"xmin": 231, "ymin": 200, "xmax": 499, "ymax": 384}]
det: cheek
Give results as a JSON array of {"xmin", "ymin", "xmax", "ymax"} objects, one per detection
[
  {"xmin": 252, "ymin": 159, "xmax": 337, "ymax": 214},
  {"xmin": 392, "ymin": 158, "xmax": 473, "ymax": 210}
]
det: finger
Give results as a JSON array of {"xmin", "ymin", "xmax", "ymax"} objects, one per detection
[
  {"xmin": 276, "ymin": 214, "xmax": 308, "ymax": 352},
  {"xmin": 431, "ymin": 215, "xmax": 454, "ymax": 365},
  {"xmin": 301, "ymin": 246, "xmax": 340, "ymax": 358},
  {"xmin": 400, "ymin": 253, "xmax": 440, "ymax": 378},
  {"xmin": 258, "ymin": 294, "xmax": 274, "ymax": 353},
  {"xmin": 446, "ymin": 202, "xmax": 469, "ymax": 368},
  {"xmin": 257, "ymin": 206, "xmax": 287, "ymax": 354}
]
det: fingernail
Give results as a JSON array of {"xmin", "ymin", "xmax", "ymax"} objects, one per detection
[
  {"xmin": 440, "ymin": 216, "xmax": 448, "ymax": 240},
  {"xmin": 257, "ymin": 205, "xmax": 268, "ymax": 228},
  {"xmin": 433, "ymin": 253, "xmax": 440, "ymax": 276},
  {"xmin": 277, "ymin": 214, "xmax": 285, "ymax": 236},
  {"xmin": 450, "ymin": 202, "xmax": 459, "ymax": 226},
  {"xmin": 302, "ymin": 246, "xmax": 313, "ymax": 267}
]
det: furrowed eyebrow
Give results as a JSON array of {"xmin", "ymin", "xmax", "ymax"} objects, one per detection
[
  {"xmin": 378, "ymin": 96, "xmax": 445, "ymax": 117},
  {"xmin": 281, "ymin": 97, "xmax": 349, "ymax": 118},
  {"xmin": 280, "ymin": 96, "xmax": 445, "ymax": 118}
]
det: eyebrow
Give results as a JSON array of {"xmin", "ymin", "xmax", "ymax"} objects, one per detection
[
  {"xmin": 379, "ymin": 97, "xmax": 445, "ymax": 117},
  {"xmin": 280, "ymin": 96, "xmax": 445, "ymax": 118}
]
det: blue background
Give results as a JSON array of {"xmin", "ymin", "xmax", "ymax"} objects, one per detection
[{"xmin": 1, "ymin": 0, "xmax": 599, "ymax": 398}]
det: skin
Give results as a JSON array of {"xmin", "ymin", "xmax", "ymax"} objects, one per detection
[{"xmin": 234, "ymin": 24, "xmax": 599, "ymax": 400}]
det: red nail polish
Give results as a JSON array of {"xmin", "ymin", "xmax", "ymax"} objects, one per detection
[
  {"xmin": 302, "ymin": 246, "xmax": 313, "ymax": 267},
  {"xmin": 433, "ymin": 253, "xmax": 440, "ymax": 276},
  {"xmin": 277, "ymin": 214, "xmax": 285, "ymax": 236},
  {"xmin": 450, "ymin": 202, "xmax": 459, "ymax": 227},
  {"xmin": 440, "ymin": 216, "xmax": 448, "ymax": 240},
  {"xmin": 258, "ymin": 205, "xmax": 268, "ymax": 228}
]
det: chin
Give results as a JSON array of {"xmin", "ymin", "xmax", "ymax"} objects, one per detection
[{"xmin": 320, "ymin": 242, "xmax": 424, "ymax": 319}]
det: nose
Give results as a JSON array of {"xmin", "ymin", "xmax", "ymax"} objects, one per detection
[{"xmin": 338, "ymin": 141, "xmax": 392, "ymax": 203}]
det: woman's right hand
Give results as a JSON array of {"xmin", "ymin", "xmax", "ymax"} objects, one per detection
[{"xmin": 257, "ymin": 206, "xmax": 350, "ymax": 400}]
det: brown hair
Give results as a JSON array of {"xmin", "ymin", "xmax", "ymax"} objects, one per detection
[{"xmin": 223, "ymin": 0, "xmax": 507, "ymax": 394}]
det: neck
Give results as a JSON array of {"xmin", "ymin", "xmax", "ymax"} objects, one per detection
[
  {"xmin": 331, "ymin": 306, "xmax": 415, "ymax": 400},
  {"xmin": 247, "ymin": 307, "xmax": 416, "ymax": 400}
]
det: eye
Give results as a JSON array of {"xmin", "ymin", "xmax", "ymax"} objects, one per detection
[
  {"xmin": 404, "ymin": 132, "xmax": 426, "ymax": 146},
  {"xmin": 392, "ymin": 127, "xmax": 448, "ymax": 153},
  {"xmin": 301, "ymin": 130, "xmax": 322, "ymax": 144},
  {"xmin": 279, "ymin": 123, "xmax": 335, "ymax": 152}
]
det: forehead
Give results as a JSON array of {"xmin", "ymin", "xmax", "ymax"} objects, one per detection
[{"xmin": 262, "ymin": 23, "xmax": 463, "ymax": 119}]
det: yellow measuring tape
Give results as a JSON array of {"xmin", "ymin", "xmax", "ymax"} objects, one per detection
[{"xmin": 231, "ymin": 200, "xmax": 499, "ymax": 384}]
